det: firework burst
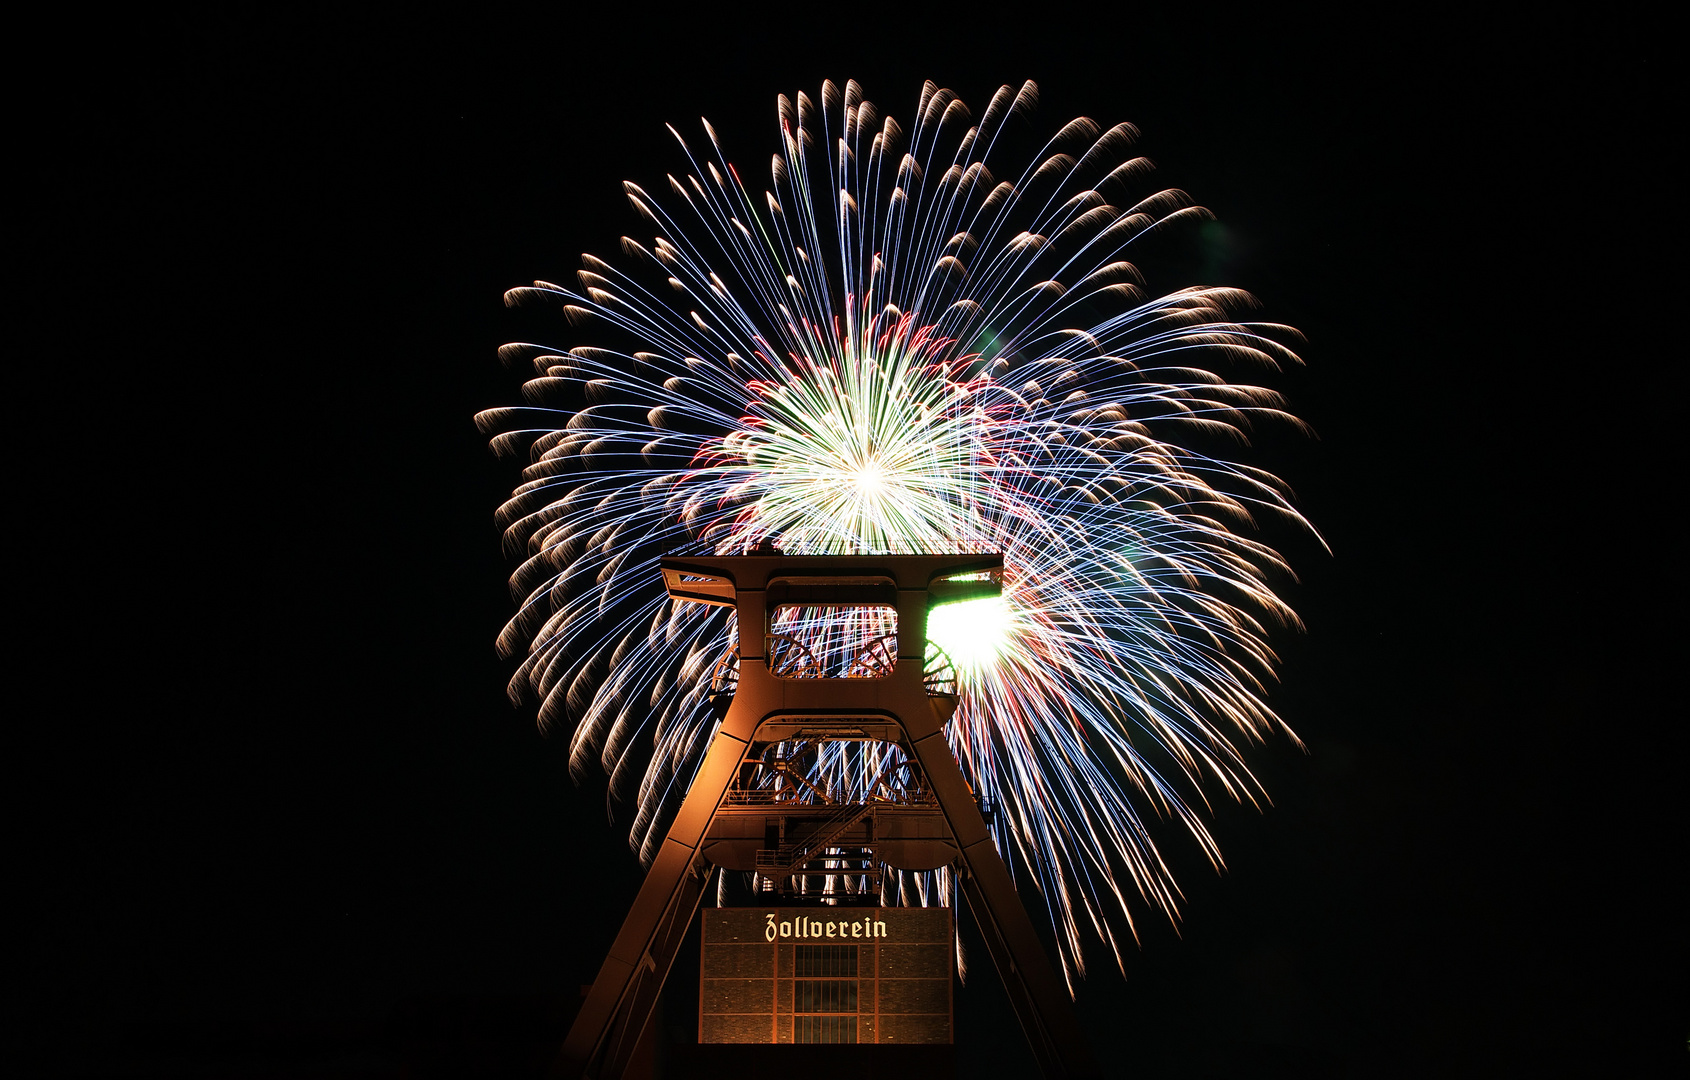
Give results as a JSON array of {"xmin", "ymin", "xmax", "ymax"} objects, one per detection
[{"xmin": 478, "ymin": 79, "xmax": 1317, "ymax": 986}]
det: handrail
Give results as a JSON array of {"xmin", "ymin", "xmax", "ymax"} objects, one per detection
[{"xmin": 757, "ymin": 801, "xmax": 876, "ymax": 872}]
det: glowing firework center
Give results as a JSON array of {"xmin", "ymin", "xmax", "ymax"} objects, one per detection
[
  {"xmin": 718, "ymin": 317, "xmax": 992, "ymax": 558},
  {"xmin": 727, "ymin": 348, "xmax": 1020, "ymax": 676}
]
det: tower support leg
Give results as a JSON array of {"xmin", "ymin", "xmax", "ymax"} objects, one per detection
[
  {"xmin": 552, "ymin": 723, "xmax": 750, "ymax": 1078},
  {"xmin": 906, "ymin": 727, "xmax": 1101, "ymax": 1079}
]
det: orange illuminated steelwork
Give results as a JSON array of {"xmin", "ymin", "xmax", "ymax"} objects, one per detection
[
  {"xmin": 555, "ymin": 553, "xmax": 1098, "ymax": 1079},
  {"xmin": 700, "ymin": 907, "xmax": 952, "ymax": 1045}
]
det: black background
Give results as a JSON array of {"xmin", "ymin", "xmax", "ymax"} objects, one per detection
[{"xmin": 22, "ymin": 9, "xmax": 1677, "ymax": 1077}]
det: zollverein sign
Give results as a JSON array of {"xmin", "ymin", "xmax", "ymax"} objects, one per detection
[{"xmin": 700, "ymin": 906, "xmax": 953, "ymax": 1045}]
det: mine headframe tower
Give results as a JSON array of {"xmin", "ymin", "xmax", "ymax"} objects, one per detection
[{"xmin": 556, "ymin": 552, "xmax": 1099, "ymax": 1079}]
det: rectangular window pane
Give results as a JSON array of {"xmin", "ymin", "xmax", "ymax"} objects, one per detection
[
  {"xmin": 794, "ymin": 979, "xmax": 858, "ymax": 1013},
  {"xmin": 793, "ymin": 942, "xmax": 858, "ymax": 1045},
  {"xmin": 794, "ymin": 944, "xmax": 858, "ymax": 977},
  {"xmin": 795, "ymin": 1015, "xmax": 858, "ymax": 1044}
]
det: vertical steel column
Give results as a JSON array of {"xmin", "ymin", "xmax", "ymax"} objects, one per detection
[{"xmin": 895, "ymin": 576, "xmax": 1101, "ymax": 1080}]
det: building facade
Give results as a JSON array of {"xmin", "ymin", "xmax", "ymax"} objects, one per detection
[{"xmin": 699, "ymin": 907, "xmax": 953, "ymax": 1044}]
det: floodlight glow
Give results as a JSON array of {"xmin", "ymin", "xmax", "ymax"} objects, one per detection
[{"xmin": 928, "ymin": 596, "xmax": 1012, "ymax": 673}]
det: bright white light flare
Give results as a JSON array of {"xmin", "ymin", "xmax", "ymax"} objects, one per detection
[{"xmin": 928, "ymin": 597, "xmax": 1013, "ymax": 673}]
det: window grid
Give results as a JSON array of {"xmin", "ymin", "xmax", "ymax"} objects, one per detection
[
  {"xmin": 794, "ymin": 1015, "xmax": 857, "ymax": 1043},
  {"xmin": 794, "ymin": 944, "xmax": 859, "ymax": 978},
  {"xmin": 792, "ymin": 944, "xmax": 859, "ymax": 1043},
  {"xmin": 794, "ymin": 979, "xmax": 858, "ymax": 1013}
]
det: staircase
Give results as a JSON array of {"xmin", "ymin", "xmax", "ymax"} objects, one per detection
[{"xmin": 756, "ymin": 800, "xmax": 874, "ymax": 873}]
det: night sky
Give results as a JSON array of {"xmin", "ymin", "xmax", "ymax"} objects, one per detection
[{"xmin": 24, "ymin": 11, "xmax": 1677, "ymax": 1077}]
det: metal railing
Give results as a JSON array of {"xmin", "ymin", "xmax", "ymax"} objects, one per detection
[{"xmin": 704, "ymin": 639, "xmax": 959, "ymax": 696}]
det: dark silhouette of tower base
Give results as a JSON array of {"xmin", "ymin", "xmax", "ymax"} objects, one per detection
[{"xmin": 555, "ymin": 554, "xmax": 1098, "ymax": 1078}]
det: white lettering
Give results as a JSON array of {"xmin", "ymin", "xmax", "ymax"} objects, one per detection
[{"xmin": 750, "ymin": 911, "xmax": 896, "ymax": 940}]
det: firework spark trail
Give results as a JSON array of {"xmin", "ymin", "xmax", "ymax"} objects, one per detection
[{"xmin": 479, "ymin": 79, "xmax": 1319, "ymax": 988}]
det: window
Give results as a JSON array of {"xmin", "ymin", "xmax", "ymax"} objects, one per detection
[
  {"xmin": 795, "ymin": 1015, "xmax": 857, "ymax": 1043},
  {"xmin": 793, "ymin": 944, "xmax": 858, "ymax": 1043},
  {"xmin": 795, "ymin": 943, "xmax": 859, "ymax": 977},
  {"xmin": 768, "ymin": 605, "xmax": 897, "ymax": 679}
]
